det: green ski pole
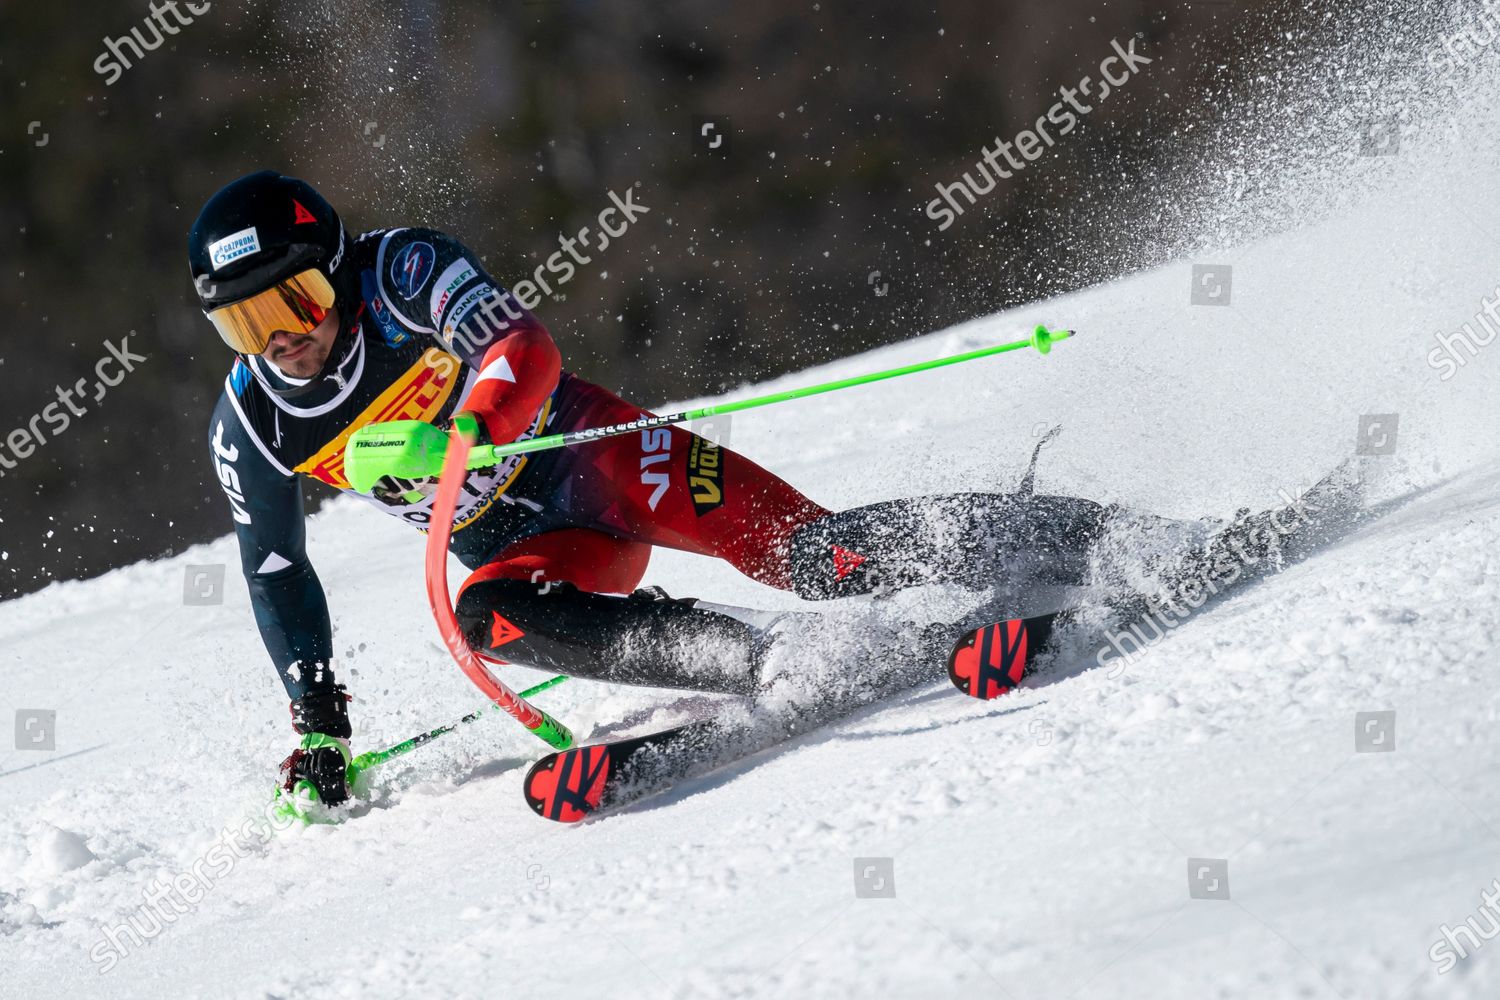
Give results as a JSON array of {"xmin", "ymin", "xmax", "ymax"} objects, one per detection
[
  {"xmin": 344, "ymin": 326, "xmax": 1075, "ymax": 493},
  {"xmin": 347, "ymin": 674, "xmax": 569, "ymax": 780},
  {"xmin": 468, "ymin": 325, "xmax": 1075, "ymax": 467},
  {"xmin": 272, "ymin": 674, "xmax": 573, "ymax": 826}
]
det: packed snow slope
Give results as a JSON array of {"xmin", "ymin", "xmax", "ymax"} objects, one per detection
[{"xmin": 9, "ymin": 21, "xmax": 1500, "ymax": 1000}]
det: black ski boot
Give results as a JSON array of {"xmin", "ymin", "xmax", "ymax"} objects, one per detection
[{"xmin": 455, "ymin": 580, "xmax": 782, "ymax": 695}]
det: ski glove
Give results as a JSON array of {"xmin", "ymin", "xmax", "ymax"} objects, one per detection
[
  {"xmin": 281, "ymin": 684, "xmax": 354, "ymax": 805},
  {"xmin": 366, "ymin": 413, "xmax": 491, "ymax": 506},
  {"xmin": 279, "ymin": 733, "xmax": 352, "ymax": 806}
]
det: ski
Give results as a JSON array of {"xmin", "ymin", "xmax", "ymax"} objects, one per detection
[
  {"xmin": 522, "ymin": 719, "xmax": 739, "ymax": 822},
  {"xmin": 522, "ymin": 452, "xmax": 1373, "ymax": 825},
  {"xmin": 523, "ymin": 612, "xmax": 1065, "ymax": 823}
]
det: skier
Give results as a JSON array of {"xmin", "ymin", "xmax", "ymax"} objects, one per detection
[{"xmin": 191, "ymin": 171, "xmax": 1350, "ymax": 808}]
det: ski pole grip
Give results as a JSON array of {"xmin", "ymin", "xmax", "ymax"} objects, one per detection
[{"xmin": 530, "ymin": 710, "xmax": 574, "ymax": 750}]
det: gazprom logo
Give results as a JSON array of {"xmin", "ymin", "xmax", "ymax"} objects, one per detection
[{"xmin": 208, "ymin": 226, "xmax": 262, "ymax": 270}]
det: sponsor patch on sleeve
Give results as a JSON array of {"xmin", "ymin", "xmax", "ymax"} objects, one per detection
[
  {"xmin": 429, "ymin": 258, "xmax": 478, "ymax": 327},
  {"xmin": 362, "ymin": 269, "xmax": 412, "ymax": 347},
  {"xmin": 443, "ymin": 283, "xmax": 498, "ymax": 347},
  {"xmin": 208, "ymin": 226, "xmax": 261, "ymax": 270},
  {"xmin": 389, "ymin": 240, "xmax": 437, "ymax": 300}
]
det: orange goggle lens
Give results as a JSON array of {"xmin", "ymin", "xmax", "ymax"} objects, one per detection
[{"xmin": 205, "ymin": 269, "xmax": 336, "ymax": 355}]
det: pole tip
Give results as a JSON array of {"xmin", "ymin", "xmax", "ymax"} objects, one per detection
[{"xmin": 1031, "ymin": 325, "xmax": 1074, "ymax": 355}]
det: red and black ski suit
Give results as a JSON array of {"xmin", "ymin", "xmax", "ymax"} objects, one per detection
[
  {"xmin": 211, "ymin": 225, "xmax": 1105, "ymax": 737},
  {"xmin": 446, "ymin": 335, "xmax": 1106, "ymax": 698}
]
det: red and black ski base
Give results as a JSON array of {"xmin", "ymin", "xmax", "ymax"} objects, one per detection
[
  {"xmin": 522, "ymin": 721, "xmax": 721, "ymax": 822},
  {"xmin": 946, "ymin": 612, "xmax": 1062, "ymax": 700}
]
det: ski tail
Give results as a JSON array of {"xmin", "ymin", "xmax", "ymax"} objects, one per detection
[
  {"xmin": 523, "ymin": 722, "xmax": 716, "ymax": 823},
  {"xmin": 946, "ymin": 612, "xmax": 1061, "ymax": 700},
  {"xmin": 524, "ymin": 743, "xmax": 617, "ymax": 822}
]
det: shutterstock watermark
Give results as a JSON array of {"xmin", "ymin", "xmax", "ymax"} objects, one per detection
[
  {"xmin": 1355, "ymin": 413, "xmax": 1399, "ymax": 457},
  {"xmin": 691, "ymin": 116, "xmax": 732, "ymax": 157},
  {"xmin": 925, "ymin": 37, "xmax": 1153, "ymax": 231},
  {"xmin": 1354, "ymin": 710, "xmax": 1396, "ymax": 752},
  {"xmin": 1095, "ymin": 480, "xmax": 1328, "ymax": 676},
  {"xmin": 1426, "ymin": 282, "xmax": 1500, "ymax": 381},
  {"xmin": 431, "ymin": 185, "xmax": 649, "ymax": 375},
  {"xmin": 93, "ymin": 2, "xmax": 214, "ymax": 86},
  {"xmin": 183, "ymin": 564, "xmax": 226, "ymax": 606},
  {"xmin": 0, "ymin": 334, "xmax": 148, "ymax": 479},
  {"xmin": 1429, "ymin": 877, "xmax": 1500, "ymax": 974},
  {"xmin": 14, "ymin": 709, "xmax": 57, "ymax": 751},
  {"xmin": 853, "ymin": 857, "xmax": 896, "ymax": 899},
  {"xmin": 1191, "ymin": 263, "xmax": 1234, "ymax": 306},
  {"xmin": 89, "ymin": 800, "xmax": 296, "ymax": 974},
  {"xmin": 1427, "ymin": 0, "xmax": 1500, "ymax": 93},
  {"xmin": 1188, "ymin": 858, "xmax": 1230, "ymax": 901}
]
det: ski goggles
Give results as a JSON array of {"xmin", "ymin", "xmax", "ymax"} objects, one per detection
[{"xmin": 204, "ymin": 269, "xmax": 336, "ymax": 355}]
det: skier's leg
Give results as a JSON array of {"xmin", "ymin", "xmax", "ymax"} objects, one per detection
[
  {"xmin": 517, "ymin": 380, "xmax": 832, "ymax": 590},
  {"xmin": 536, "ymin": 397, "xmax": 1117, "ymax": 599},
  {"xmin": 786, "ymin": 493, "xmax": 1118, "ymax": 599},
  {"xmin": 524, "ymin": 380, "xmax": 1169, "ymax": 602},
  {"xmin": 453, "ymin": 528, "xmax": 766, "ymax": 694}
]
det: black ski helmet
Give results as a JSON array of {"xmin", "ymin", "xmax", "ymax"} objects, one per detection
[{"xmin": 188, "ymin": 171, "xmax": 357, "ymax": 393}]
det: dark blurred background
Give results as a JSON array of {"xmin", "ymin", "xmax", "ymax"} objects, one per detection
[{"xmin": 1, "ymin": 0, "xmax": 1312, "ymax": 598}]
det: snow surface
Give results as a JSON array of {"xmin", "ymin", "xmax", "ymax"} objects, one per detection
[{"xmin": 9, "ymin": 23, "xmax": 1500, "ymax": 1000}]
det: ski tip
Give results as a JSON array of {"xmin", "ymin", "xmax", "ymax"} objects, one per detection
[
  {"xmin": 948, "ymin": 616, "xmax": 1053, "ymax": 701},
  {"xmin": 523, "ymin": 745, "xmax": 615, "ymax": 823}
]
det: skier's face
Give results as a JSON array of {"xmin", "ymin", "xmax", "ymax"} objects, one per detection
[{"xmin": 265, "ymin": 306, "xmax": 340, "ymax": 379}]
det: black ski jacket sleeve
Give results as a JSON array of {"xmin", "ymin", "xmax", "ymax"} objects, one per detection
[{"xmin": 208, "ymin": 394, "xmax": 335, "ymax": 701}]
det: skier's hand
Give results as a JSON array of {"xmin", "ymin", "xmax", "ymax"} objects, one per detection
[
  {"xmin": 280, "ymin": 685, "xmax": 353, "ymax": 806},
  {"xmin": 366, "ymin": 415, "xmax": 490, "ymax": 505},
  {"xmin": 448, "ymin": 411, "xmax": 498, "ymax": 476},
  {"xmin": 447, "ymin": 410, "xmax": 487, "ymax": 445},
  {"xmin": 371, "ymin": 473, "xmax": 438, "ymax": 506},
  {"xmin": 278, "ymin": 734, "xmax": 352, "ymax": 806},
  {"xmin": 345, "ymin": 419, "xmax": 449, "ymax": 494}
]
